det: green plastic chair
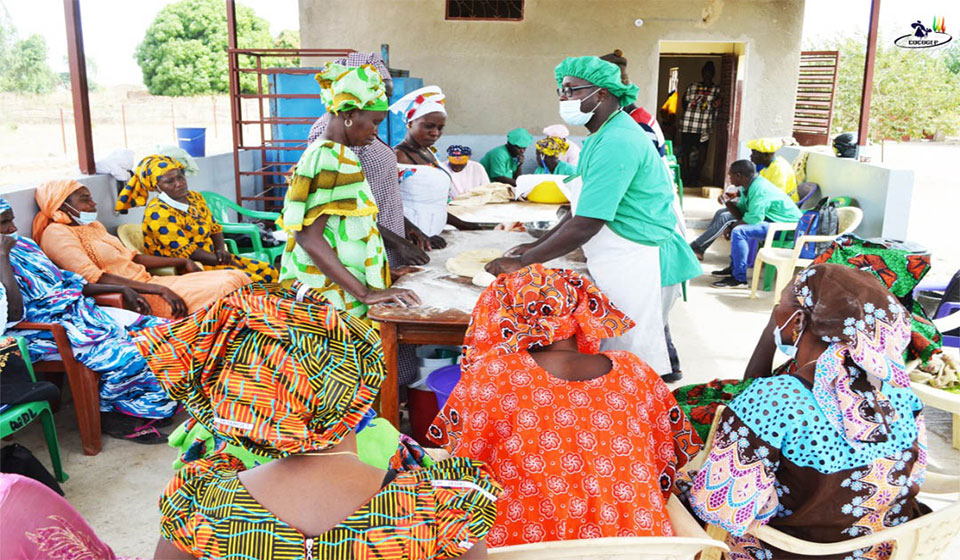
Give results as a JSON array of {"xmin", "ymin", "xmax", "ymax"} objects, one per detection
[
  {"xmin": 664, "ymin": 140, "xmax": 683, "ymax": 208},
  {"xmin": 0, "ymin": 338, "xmax": 67, "ymax": 482},
  {"xmin": 200, "ymin": 191, "xmax": 284, "ymax": 265}
]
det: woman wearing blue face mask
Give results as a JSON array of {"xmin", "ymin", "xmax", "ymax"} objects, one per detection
[
  {"xmin": 32, "ymin": 180, "xmax": 250, "ymax": 320},
  {"xmin": 682, "ymin": 263, "xmax": 928, "ymax": 560},
  {"xmin": 487, "ymin": 56, "xmax": 700, "ymax": 382}
]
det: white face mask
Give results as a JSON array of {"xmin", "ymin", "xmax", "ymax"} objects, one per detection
[
  {"xmin": 64, "ymin": 202, "xmax": 97, "ymax": 225},
  {"xmin": 773, "ymin": 309, "xmax": 804, "ymax": 359},
  {"xmin": 558, "ymin": 88, "xmax": 600, "ymax": 127}
]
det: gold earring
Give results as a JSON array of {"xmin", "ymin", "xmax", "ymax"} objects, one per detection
[{"xmin": 344, "ymin": 118, "xmax": 353, "ymax": 128}]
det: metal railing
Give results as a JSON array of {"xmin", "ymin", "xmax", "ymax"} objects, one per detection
[{"xmin": 226, "ymin": 47, "xmax": 353, "ymax": 211}]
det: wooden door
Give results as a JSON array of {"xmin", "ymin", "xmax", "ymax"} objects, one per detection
[{"xmin": 712, "ymin": 53, "xmax": 742, "ymax": 186}]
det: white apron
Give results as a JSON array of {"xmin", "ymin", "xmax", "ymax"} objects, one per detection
[
  {"xmin": 566, "ymin": 180, "xmax": 671, "ymax": 374},
  {"xmin": 398, "ymin": 164, "xmax": 451, "ymax": 237}
]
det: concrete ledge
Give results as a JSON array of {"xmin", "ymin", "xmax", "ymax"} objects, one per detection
[{"xmin": 0, "ymin": 151, "xmax": 261, "ymax": 238}]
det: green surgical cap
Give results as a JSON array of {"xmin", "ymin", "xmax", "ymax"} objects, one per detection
[
  {"xmin": 554, "ymin": 56, "xmax": 639, "ymax": 107},
  {"xmin": 506, "ymin": 128, "xmax": 534, "ymax": 148}
]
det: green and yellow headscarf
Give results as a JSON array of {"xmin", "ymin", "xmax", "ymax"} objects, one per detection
[
  {"xmin": 554, "ymin": 56, "xmax": 639, "ymax": 108},
  {"xmin": 536, "ymin": 137, "xmax": 569, "ymax": 157},
  {"xmin": 116, "ymin": 154, "xmax": 184, "ymax": 211},
  {"xmin": 315, "ymin": 62, "xmax": 389, "ymax": 115}
]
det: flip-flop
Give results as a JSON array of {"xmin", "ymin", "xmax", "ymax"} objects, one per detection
[{"xmin": 111, "ymin": 419, "xmax": 168, "ymax": 445}]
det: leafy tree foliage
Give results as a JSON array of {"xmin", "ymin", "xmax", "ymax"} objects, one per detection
[
  {"xmin": 135, "ymin": 0, "xmax": 281, "ymax": 96},
  {"xmin": 0, "ymin": 14, "xmax": 57, "ymax": 95},
  {"xmin": 814, "ymin": 35, "xmax": 960, "ymax": 141}
]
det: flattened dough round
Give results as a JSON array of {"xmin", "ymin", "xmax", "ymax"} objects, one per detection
[
  {"xmin": 472, "ymin": 270, "xmax": 497, "ymax": 287},
  {"xmin": 445, "ymin": 248, "xmax": 503, "ymax": 278}
]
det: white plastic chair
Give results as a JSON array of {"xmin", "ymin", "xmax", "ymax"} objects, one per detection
[
  {"xmin": 488, "ymin": 495, "xmax": 728, "ymax": 559},
  {"xmin": 750, "ymin": 206, "xmax": 863, "ymax": 303}
]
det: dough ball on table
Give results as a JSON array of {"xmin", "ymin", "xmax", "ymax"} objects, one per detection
[
  {"xmin": 472, "ymin": 270, "xmax": 497, "ymax": 287},
  {"xmin": 445, "ymin": 248, "xmax": 503, "ymax": 278}
]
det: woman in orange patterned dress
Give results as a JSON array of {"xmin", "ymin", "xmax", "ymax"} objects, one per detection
[{"xmin": 428, "ymin": 264, "xmax": 701, "ymax": 547}]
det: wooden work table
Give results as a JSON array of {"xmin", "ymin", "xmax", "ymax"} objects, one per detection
[{"xmin": 368, "ymin": 228, "xmax": 585, "ymax": 428}]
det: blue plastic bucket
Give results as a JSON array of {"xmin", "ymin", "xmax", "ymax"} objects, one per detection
[
  {"xmin": 176, "ymin": 127, "xmax": 206, "ymax": 158},
  {"xmin": 426, "ymin": 364, "xmax": 461, "ymax": 409}
]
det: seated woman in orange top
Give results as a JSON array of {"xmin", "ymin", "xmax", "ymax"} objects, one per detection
[
  {"xmin": 428, "ymin": 264, "xmax": 701, "ymax": 547},
  {"xmin": 33, "ymin": 180, "xmax": 250, "ymax": 319}
]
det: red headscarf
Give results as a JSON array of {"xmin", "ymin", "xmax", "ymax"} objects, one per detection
[{"xmin": 461, "ymin": 264, "xmax": 634, "ymax": 372}]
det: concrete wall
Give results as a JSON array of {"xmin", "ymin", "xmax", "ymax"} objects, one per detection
[
  {"xmin": 300, "ymin": 0, "xmax": 805, "ymax": 138},
  {"xmin": 0, "ymin": 151, "xmax": 260, "ymax": 238},
  {"xmin": 779, "ymin": 146, "xmax": 914, "ymax": 240}
]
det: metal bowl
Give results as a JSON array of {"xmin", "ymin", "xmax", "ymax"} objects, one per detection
[{"xmin": 524, "ymin": 221, "xmax": 556, "ymax": 239}]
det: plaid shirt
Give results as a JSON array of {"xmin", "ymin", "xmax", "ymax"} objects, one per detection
[{"xmin": 679, "ymin": 82, "xmax": 721, "ymax": 137}]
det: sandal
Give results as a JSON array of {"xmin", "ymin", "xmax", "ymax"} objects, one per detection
[
  {"xmin": 101, "ymin": 414, "xmax": 168, "ymax": 445},
  {"xmin": 120, "ymin": 422, "xmax": 168, "ymax": 445}
]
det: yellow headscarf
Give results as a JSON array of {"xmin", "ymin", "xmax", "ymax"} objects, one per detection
[
  {"xmin": 746, "ymin": 138, "xmax": 783, "ymax": 153},
  {"xmin": 536, "ymin": 137, "xmax": 569, "ymax": 157},
  {"xmin": 115, "ymin": 155, "xmax": 184, "ymax": 212}
]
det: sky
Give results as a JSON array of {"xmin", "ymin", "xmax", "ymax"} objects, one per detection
[
  {"xmin": 1, "ymin": 0, "xmax": 300, "ymax": 85},
  {"xmin": 1, "ymin": 0, "xmax": 958, "ymax": 86}
]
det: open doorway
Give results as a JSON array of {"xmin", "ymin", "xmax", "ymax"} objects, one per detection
[{"xmin": 657, "ymin": 42, "xmax": 745, "ymax": 189}]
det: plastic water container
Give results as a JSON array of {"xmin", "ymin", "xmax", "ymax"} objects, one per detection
[
  {"xmin": 426, "ymin": 364, "xmax": 461, "ymax": 409},
  {"xmin": 176, "ymin": 127, "xmax": 206, "ymax": 158}
]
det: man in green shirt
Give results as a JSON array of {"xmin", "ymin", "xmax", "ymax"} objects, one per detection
[
  {"xmin": 479, "ymin": 128, "xmax": 533, "ymax": 186},
  {"xmin": 712, "ymin": 159, "xmax": 803, "ymax": 288},
  {"xmin": 486, "ymin": 56, "xmax": 701, "ymax": 379}
]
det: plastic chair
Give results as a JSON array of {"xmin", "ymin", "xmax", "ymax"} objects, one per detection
[
  {"xmin": 750, "ymin": 207, "xmax": 863, "ymax": 303},
  {"xmin": 913, "ymin": 277, "xmax": 960, "ymax": 349},
  {"xmin": 0, "ymin": 338, "xmax": 67, "ymax": 482},
  {"xmin": 16, "ymin": 292, "xmax": 125, "ymax": 456},
  {"xmin": 117, "ymin": 224, "xmax": 177, "ymax": 276},
  {"xmin": 664, "ymin": 140, "xmax": 683, "ymax": 208},
  {"xmin": 488, "ymin": 495, "xmax": 728, "ymax": 559},
  {"xmin": 795, "ymin": 183, "xmax": 821, "ymax": 210},
  {"xmin": 200, "ymin": 191, "xmax": 283, "ymax": 264}
]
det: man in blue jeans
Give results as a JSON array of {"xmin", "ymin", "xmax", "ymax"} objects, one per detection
[{"xmin": 712, "ymin": 160, "xmax": 802, "ymax": 288}]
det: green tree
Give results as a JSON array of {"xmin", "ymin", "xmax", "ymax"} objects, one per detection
[
  {"xmin": 0, "ymin": 33, "xmax": 56, "ymax": 94},
  {"xmin": 815, "ymin": 35, "xmax": 960, "ymax": 141},
  {"xmin": 944, "ymin": 44, "xmax": 960, "ymax": 74},
  {"xmin": 135, "ymin": 0, "xmax": 275, "ymax": 96},
  {"xmin": 273, "ymin": 29, "xmax": 300, "ymax": 67}
]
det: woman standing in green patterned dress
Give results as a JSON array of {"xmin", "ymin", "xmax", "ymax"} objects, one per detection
[{"xmin": 277, "ymin": 62, "xmax": 420, "ymax": 318}]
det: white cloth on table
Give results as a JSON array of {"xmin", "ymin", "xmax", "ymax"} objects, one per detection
[
  {"xmin": 441, "ymin": 160, "xmax": 490, "ymax": 199},
  {"xmin": 398, "ymin": 164, "xmax": 451, "ymax": 237}
]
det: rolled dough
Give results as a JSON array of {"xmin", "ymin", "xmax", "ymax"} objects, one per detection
[
  {"xmin": 445, "ymin": 248, "xmax": 502, "ymax": 278},
  {"xmin": 472, "ymin": 270, "xmax": 497, "ymax": 287}
]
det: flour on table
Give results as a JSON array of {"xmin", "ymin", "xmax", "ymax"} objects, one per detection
[{"xmin": 445, "ymin": 248, "xmax": 503, "ymax": 278}]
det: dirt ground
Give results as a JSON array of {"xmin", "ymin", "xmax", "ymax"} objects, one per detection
[{"xmin": 0, "ymin": 87, "xmax": 263, "ymax": 187}]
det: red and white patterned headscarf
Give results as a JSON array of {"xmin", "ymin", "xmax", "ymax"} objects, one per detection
[
  {"xmin": 461, "ymin": 264, "xmax": 634, "ymax": 372},
  {"xmin": 388, "ymin": 85, "xmax": 446, "ymax": 123}
]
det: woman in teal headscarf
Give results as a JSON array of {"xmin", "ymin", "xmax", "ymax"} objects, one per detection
[{"xmin": 487, "ymin": 56, "xmax": 700, "ymax": 381}]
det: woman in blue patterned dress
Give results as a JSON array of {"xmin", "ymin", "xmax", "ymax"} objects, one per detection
[
  {"xmin": 0, "ymin": 198, "xmax": 175, "ymax": 443},
  {"xmin": 684, "ymin": 263, "xmax": 928, "ymax": 559}
]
